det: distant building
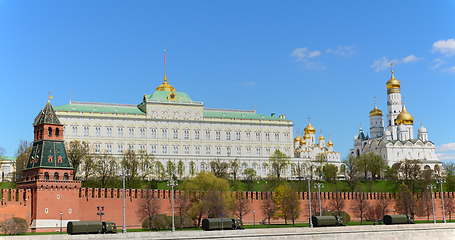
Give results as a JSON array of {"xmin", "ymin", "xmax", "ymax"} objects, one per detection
[
  {"xmin": 0, "ymin": 156, "xmax": 15, "ymax": 181},
  {"xmin": 351, "ymin": 71, "xmax": 441, "ymax": 169}
]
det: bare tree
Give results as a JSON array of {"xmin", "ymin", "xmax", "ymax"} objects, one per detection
[
  {"xmin": 395, "ymin": 184, "xmax": 417, "ymax": 219},
  {"xmin": 444, "ymin": 195, "xmax": 455, "ymax": 221},
  {"xmin": 81, "ymin": 155, "xmax": 95, "ymax": 182},
  {"xmin": 139, "ymin": 193, "xmax": 161, "ymax": 230},
  {"xmin": 122, "ymin": 149, "xmax": 139, "ymax": 182},
  {"xmin": 351, "ymin": 192, "xmax": 369, "ymax": 223},
  {"xmin": 14, "ymin": 141, "xmax": 32, "ymax": 182},
  {"xmin": 66, "ymin": 140, "xmax": 89, "ymax": 179},
  {"xmin": 328, "ymin": 191, "xmax": 345, "ymax": 217},
  {"xmin": 269, "ymin": 150, "xmax": 290, "ymax": 181},
  {"xmin": 365, "ymin": 196, "xmax": 391, "ymax": 221},
  {"xmin": 418, "ymin": 190, "xmax": 433, "ymax": 221},
  {"xmin": 94, "ymin": 154, "xmax": 118, "ymax": 188},
  {"xmin": 233, "ymin": 193, "xmax": 251, "ymax": 224},
  {"xmin": 261, "ymin": 193, "xmax": 275, "ymax": 224},
  {"xmin": 229, "ymin": 158, "xmax": 240, "ymax": 181}
]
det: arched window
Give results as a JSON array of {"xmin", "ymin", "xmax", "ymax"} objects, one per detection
[
  {"xmin": 63, "ymin": 173, "xmax": 69, "ymax": 180},
  {"xmin": 44, "ymin": 172, "xmax": 49, "ymax": 180},
  {"xmin": 54, "ymin": 172, "xmax": 59, "ymax": 180},
  {"xmin": 55, "ymin": 128, "xmax": 60, "ymax": 137},
  {"xmin": 48, "ymin": 127, "xmax": 53, "ymax": 137}
]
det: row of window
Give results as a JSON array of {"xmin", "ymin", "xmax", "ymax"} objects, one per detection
[
  {"xmin": 70, "ymin": 126, "xmax": 290, "ymax": 142},
  {"xmin": 92, "ymin": 143, "xmax": 288, "ymax": 156}
]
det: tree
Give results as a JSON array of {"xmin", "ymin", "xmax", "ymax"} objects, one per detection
[
  {"xmin": 139, "ymin": 193, "xmax": 161, "ymax": 230},
  {"xmin": 273, "ymin": 183, "xmax": 300, "ymax": 224},
  {"xmin": 418, "ymin": 190, "xmax": 433, "ymax": 221},
  {"xmin": 189, "ymin": 161, "xmax": 196, "ymax": 177},
  {"xmin": 209, "ymin": 159, "xmax": 229, "ymax": 178},
  {"xmin": 315, "ymin": 153, "xmax": 327, "ymax": 179},
  {"xmin": 398, "ymin": 160, "xmax": 422, "ymax": 192},
  {"xmin": 66, "ymin": 140, "xmax": 89, "ymax": 179},
  {"xmin": 94, "ymin": 154, "xmax": 118, "ymax": 188},
  {"xmin": 269, "ymin": 150, "xmax": 290, "ymax": 181},
  {"xmin": 181, "ymin": 172, "xmax": 232, "ymax": 227},
  {"xmin": 443, "ymin": 163, "xmax": 455, "ymax": 176},
  {"xmin": 233, "ymin": 193, "xmax": 250, "ymax": 224},
  {"xmin": 328, "ymin": 191, "xmax": 345, "ymax": 217},
  {"xmin": 14, "ymin": 141, "xmax": 32, "ymax": 182},
  {"xmin": 137, "ymin": 150, "xmax": 154, "ymax": 181},
  {"xmin": 229, "ymin": 158, "xmax": 240, "ymax": 181},
  {"xmin": 322, "ymin": 164, "xmax": 338, "ymax": 182},
  {"xmin": 154, "ymin": 161, "xmax": 165, "ymax": 179},
  {"xmin": 343, "ymin": 155, "xmax": 358, "ymax": 182},
  {"xmin": 121, "ymin": 150, "xmax": 139, "ymax": 182},
  {"xmin": 365, "ymin": 153, "xmax": 386, "ymax": 180},
  {"xmin": 243, "ymin": 168, "xmax": 257, "ymax": 191},
  {"xmin": 395, "ymin": 183, "xmax": 417, "ymax": 219},
  {"xmin": 80, "ymin": 155, "xmax": 95, "ymax": 182},
  {"xmin": 0, "ymin": 217, "xmax": 28, "ymax": 235},
  {"xmin": 351, "ymin": 192, "xmax": 369, "ymax": 223},
  {"xmin": 177, "ymin": 160, "xmax": 185, "ymax": 180},
  {"xmin": 444, "ymin": 196, "xmax": 455, "ymax": 221},
  {"xmin": 166, "ymin": 160, "xmax": 176, "ymax": 178},
  {"xmin": 261, "ymin": 193, "xmax": 275, "ymax": 224}
]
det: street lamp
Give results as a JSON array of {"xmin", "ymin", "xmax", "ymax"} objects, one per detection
[
  {"xmin": 97, "ymin": 206, "xmax": 105, "ymax": 222},
  {"xmin": 315, "ymin": 183, "xmax": 324, "ymax": 216},
  {"xmin": 122, "ymin": 168, "xmax": 126, "ymax": 233},
  {"xmin": 427, "ymin": 184, "xmax": 436, "ymax": 224},
  {"xmin": 437, "ymin": 178, "xmax": 447, "ymax": 223},
  {"xmin": 168, "ymin": 176, "xmax": 177, "ymax": 232},
  {"xmin": 59, "ymin": 212, "xmax": 63, "ymax": 233},
  {"xmin": 307, "ymin": 178, "xmax": 313, "ymax": 228},
  {"xmin": 253, "ymin": 210, "xmax": 256, "ymax": 227}
]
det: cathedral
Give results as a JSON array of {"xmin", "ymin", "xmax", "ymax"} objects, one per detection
[{"xmin": 351, "ymin": 71, "xmax": 441, "ymax": 169}]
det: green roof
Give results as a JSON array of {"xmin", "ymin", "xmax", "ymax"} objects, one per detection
[
  {"xmin": 0, "ymin": 156, "xmax": 15, "ymax": 162},
  {"xmin": 54, "ymin": 102, "xmax": 145, "ymax": 115},
  {"xmin": 204, "ymin": 110, "xmax": 286, "ymax": 121},
  {"xmin": 26, "ymin": 140, "xmax": 72, "ymax": 170},
  {"xmin": 145, "ymin": 90, "xmax": 195, "ymax": 104}
]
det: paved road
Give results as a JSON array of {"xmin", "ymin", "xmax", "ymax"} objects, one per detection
[{"xmin": 2, "ymin": 223, "xmax": 455, "ymax": 240}]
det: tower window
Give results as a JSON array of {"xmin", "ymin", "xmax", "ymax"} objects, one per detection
[
  {"xmin": 48, "ymin": 127, "xmax": 52, "ymax": 137},
  {"xmin": 63, "ymin": 173, "xmax": 69, "ymax": 180},
  {"xmin": 44, "ymin": 172, "xmax": 49, "ymax": 180},
  {"xmin": 54, "ymin": 172, "xmax": 59, "ymax": 180},
  {"xmin": 55, "ymin": 128, "xmax": 60, "ymax": 136}
]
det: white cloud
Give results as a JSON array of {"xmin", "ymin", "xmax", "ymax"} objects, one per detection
[
  {"xmin": 432, "ymin": 38, "xmax": 455, "ymax": 56},
  {"xmin": 370, "ymin": 55, "xmax": 422, "ymax": 72},
  {"xmin": 437, "ymin": 143, "xmax": 455, "ymax": 162},
  {"xmin": 448, "ymin": 66, "xmax": 455, "ymax": 73},
  {"xmin": 431, "ymin": 58, "xmax": 445, "ymax": 70},
  {"xmin": 291, "ymin": 48, "xmax": 321, "ymax": 61},
  {"xmin": 326, "ymin": 45, "xmax": 355, "ymax": 56}
]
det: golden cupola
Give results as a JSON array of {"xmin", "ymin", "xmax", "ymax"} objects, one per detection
[
  {"xmin": 304, "ymin": 123, "xmax": 316, "ymax": 134},
  {"xmin": 156, "ymin": 73, "xmax": 176, "ymax": 92},
  {"xmin": 303, "ymin": 133, "xmax": 311, "ymax": 140},
  {"xmin": 294, "ymin": 136, "xmax": 301, "ymax": 142},
  {"xmin": 386, "ymin": 70, "xmax": 400, "ymax": 93},
  {"xmin": 395, "ymin": 105, "xmax": 414, "ymax": 125},
  {"xmin": 318, "ymin": 135, "xmax": 325, "ymax": 141},
  {"xmin": 327, "ymin": 140, "xmax": 333, "ymax": 147},
  {"xmin": 369, "ymin": 106, "xmax": 383, "ymax": 117},
  {"xmin": 300, "ymin": 139, "xmax": 306, "ymax": 145}
]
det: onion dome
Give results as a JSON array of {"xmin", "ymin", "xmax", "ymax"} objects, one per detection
[
  {"xmin": 304, "ymin": 123, "xmax": 316, "ymax": 134},
  {"xmin": 156, "ymin": 74, "xmax": 176, "ymax": 92},
  {"xmin": 327, "ymin": 140, "xmax": 333, "ymax": 147},
  {"xmin": 300, "ymin": 139, "xmax": 306, "ymax": 145},
  {"xmin": 418, "ymin": 125, "xmax": 427, "ymax": 133},
  {"xmin": 294, "ymin": 136, "xmax": 301, "ymax": 142},
  {"xmin": 369, "ymin": 106, "xmax": 383, "ymax": 117},
  {"xmin": 318, "ymin": 135, "xmax": 325, "ymax": 141},
  {"xmin": 396, "ymin": 105, "xmax": 414, "ymax": 125},
  {"xmin": 386, "ymin": 71, "xmax": 400, "ymax": 93},
  {"xmin": 303, "ymin": 133, "xmax": 311, "ymax": 139}
]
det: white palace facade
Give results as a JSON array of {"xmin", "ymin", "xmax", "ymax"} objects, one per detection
[
  {"xmin": 53, "ymin": 68, "xmax": 341, "ymax": 178},
  {"xmin": 350, "ymin": 71, "xmax": 441, "ymax": 169}
]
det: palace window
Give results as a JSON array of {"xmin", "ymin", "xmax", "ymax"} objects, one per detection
[
  {"xmin": 117, "ymin": 144, "xmax": 124, "ymax": 153},
  {"xmin": 205, "ymin": 130, "xmax": 211, "ymax": 140},
  {"xmin": 118, "ymin": 127, "xmax": 123, "ymax": 137},
  {"xmin": 184, "ymin": 145, "xmax": 190, "ymax": 154},
  {"xmin": 173, "ymin": 129, "xmax": 179, "ymax": 139},
  {"xmin": 246, "ymin": 131, "xmax": 251, "ymax": 140},
  {"xmin": 236, "ymin": 147, "xmax": 241, "ymax": 155},
  {"xmin": 162, "ymin": 145, "xmax": 168, "ymax": 154},
  {"xmin": 139, "ymin": 144, "xmax": 146, "ymax": 151},
  {"xmin": 275, "ymin": 133, "xmax": 279, "ymax": 141},
  {"xmin": 195, "ymin": 146, "xmax": 201, "ymax": 155},
  {"xmin": 128, "ymin": 128, "xmax": 134, "ymax": 137},
  {"xmin": 265, "ymin": 133, "xmax": 270, "ymax": 141},
  {"xmin": 72, "ymin": 126, "xmax": 78, "ymax": 136},
  {"xmin": 184, "ymin": 129, "xmax": 190, "ymax": 140},
  {"xmin": 128, "ymin": 144, "xmax": 134, "ymax": 150},
  {"xmin": 256, "ymin": 147, "xmax": 261, "ymax": 156},
  {"xmin": 226, "ymin": 147, "xmax": 231, "ymax": 156},
  {"xmin": 106, "ymin": 144, "xmax": 112, "ymax": 153},
  {"xmin": 266, "ymin": 147, "xmax": 271, "ymax": 154},
  {"xmin": 95, "ymin": 127, "xmax": 101, "ymax": 136},
  {"xmin": 107, "ymin": 127, "xmax": 112, "ymax": 137},
  {"xmin": 194, "ymin": 130, "xmax": 200, "ymax": 140},
  {"xmin": 139, "ymin": 128, "xmax": 146, "ymax": 137},
  {"xmin": 216, "ymin": 146, "xmax": 221, "ymax": 155},
  {"xmin": 226, "ymin": 131, "xmax": 231, "ymax": 141},
  {"xmin": 247, "ymin": 147, "xmax": 252, "ymax": 154},
  {"xmin": 173, "ymin": 145, "xmax": 179, "ymax": 154},
  {"xmin": 150, "ymin": 145, "xmax": 157, "ymax": 154},
  {"xmin": 235, "ymin": 132, "xmax": 241, "ymax": 141},
  {"xmin": 150, "ymin": 128, "xmax": 157, "ymax": 139},
  {"xmin": 161, "ymin": 128, "xmax": 168, "ymax": 138},
  {"xmin": 216, "ymin": 131, "xmax": 221, "ymax": 140},
  {"xmin": 83, "ymin": 126, "xmax": 89, "ymax": 136},
  {"xmin": 205, "ymin": 146, "xmax": 211, "ymax": 155},
  {"xmin": 94, "ymin": 144, "xmax": 101, "ymax": 153},
  {"xmin": 256, "ymin": 132, "xmax": 261, "ymax": 141}
]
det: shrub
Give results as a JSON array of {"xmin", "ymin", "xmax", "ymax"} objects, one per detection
[
  {"xmin": 322, "ymin": 210, "xmax": 351, "ymax": 224},
  {"xmin": 142, "ymin": 215, "xmax": 194, "ymax": 230},
  {"xmin": 1, "ymin": 217, "xmax": 28, "ymax": 235}
]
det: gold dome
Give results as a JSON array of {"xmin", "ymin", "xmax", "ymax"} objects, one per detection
[
  {"xmin": 300, "ymin": 139, "xmax": 306, "ymax": 145},
  {"xmin": 327, "ymin": 140, "xmax": 333, "ymax": 147},
  {"xmin": 303, "ymin": 133, "xmax": 311, "ymax": 139},
  {"xmin": 304, "ymin": 123, "xmax": 316, "ymax": 134},
  {"xmin": 369, "ymin": 106, "xmax": 383, "ymax": 117},
  {"xmin": 294, "ymin": 136, "xmax": 301, "ymax": 142},
  {"xmin": 386, "ymin": 71, "xmax": 400, "ymax": 93},
  {"xmin": 318, "ymin": 135, "xmax": 325, "ymax": 140},
  {"xmin": 156, "ymin": 74, "xmax": 176, "ymax": 92},
  {"xmin": 396, "ymin": 105, "xmax": 414, "ymax": 125}
]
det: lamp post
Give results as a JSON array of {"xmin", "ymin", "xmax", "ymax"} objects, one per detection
[
  {"xmin": 437, "ymin": 179, "xmax": 447, "ymax": 223},
  {"xmin": 428, "ymin": 184, "xmax": 436, "ymax": 224},
  {"xmin": 315, "ymin": 183, "xmax": 323, "ymax": 216},
  {"xmin": 253, "ymin": 210, "xmax": 256, "ymax": 227},
  {"xmin": 122, "ymin": 168, "xmax": 126, "ymax": 233},
  {"xmin": 59, "ymin": 212, "xmax": 63, "ymax": 233},
  {"xmin": 168, "ymin": 176, "xmax": 177, "ymax": 232},
  {"xmin": 97, "ymin": 206, "xmax": 105, "ymax": 222},
  {"xmin": 307, "ymin": 178, "xmax": 313, "ymax": 228}
]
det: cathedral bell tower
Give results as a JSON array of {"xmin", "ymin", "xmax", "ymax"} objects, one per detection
[
  {"xmin": 18, "ymin": 99, "xmax": 80, "ymax": 230},
  {"xmin": 386, "ymin": 70, "xmax": 403, "ymax": 140}
]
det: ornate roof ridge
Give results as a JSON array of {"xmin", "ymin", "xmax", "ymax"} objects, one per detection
[
  {"xmin": 68, "ymin": 101, "xmax": 138, "ymax": 107},
  {"xmin": 33, "ymin": 102, "xmax": 61, "ymax": 126},
  {"xmin": 204, "ymin": 108, "xmax": 257, "ymax": 113}
]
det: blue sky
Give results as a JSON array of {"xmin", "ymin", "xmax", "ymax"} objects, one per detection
[{"xmin": 0, "ymin": 1, "xmax": 454, "ymax": 161}]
